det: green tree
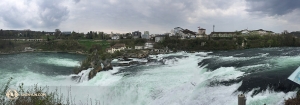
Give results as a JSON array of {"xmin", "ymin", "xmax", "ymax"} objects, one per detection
[
  {"xmin": 267, "ymin": 39, "xmax": 273, "ymax": 47},
  {"xmin": 54, "ymin": 29, "xmax": 61, "ymax": 39},
  {"xmin": 47, "ymin": 35, "xmax": 50, "ymax": 41}
]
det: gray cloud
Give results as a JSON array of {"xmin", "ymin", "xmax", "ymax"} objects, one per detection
[
  {"xmin": 38, "ymin": 0, "xmax": 69, "ymax": 28},
  {"xmin": 1, "ymin": 7, "xmax": 26, "ymax": 28},
  {"xmin": 64, "ymin": 0, "xmax": 201, "ymax": 33},
  {"xmin": 0, "ymin": 0, "xmax": 70, "ymax": 29},
  {"xmin": 246, "ymin": 0, "xmax": 300, "ymax": 16},
  {"xmin": 202, "ymin": 0, "xmax": 236, "ymax": 10},
  {"xmin": 105, "ymin": 0, "xmax": 196, "ymax": 27},
  {"xmin": 1, "ymin": 0, "xmax": 299, "ymax": 33},
  {"xmin": 73, "ymin": 0, "xmax": 80, "ymax": 3}
]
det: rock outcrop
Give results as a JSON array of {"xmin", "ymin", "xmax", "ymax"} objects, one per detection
[
  {"xmin": 87, "ymin": 58, "xmax": 113, "ymax": 80},
  {"xmin": 75, "ymin": 50, "xmax": 113, "ymax": 80},
  {"xmin": 88, "ymin": 65, "xmax": 103, "ymax": 80}
]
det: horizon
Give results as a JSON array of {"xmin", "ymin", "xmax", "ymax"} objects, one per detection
[{"xmin": 1, "ymin": 0, "xmax": 300, "ymax": 34}]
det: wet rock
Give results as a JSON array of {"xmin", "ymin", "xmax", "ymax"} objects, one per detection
[
  {"xmin": 71, "ymin": 75, "xmax": 80, "ymax": 81},
  {"xmin": 88, "ymin": 65, "xmax": 103, "ymax": 80}
]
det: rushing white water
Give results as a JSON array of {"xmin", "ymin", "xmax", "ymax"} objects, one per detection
[
  {"xmin": 1, "ymin": 51, "xmax": 298, "ymax": 105},
  {"xmin": 39, "ymin": 57, "xmax": 81, "ymax": 67}
]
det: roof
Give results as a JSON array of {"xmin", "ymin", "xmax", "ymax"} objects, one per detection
[
  {"xmin": 62, "ymin": 31, "xmax": 72, "ymax": 34},
  {"xmin": 112, "ymin": 43, "xmax": 126, "ymax": 48},
  {"xmin": 211, "ymin": 32, "xmax": 238, "ymax": 34},
  {"xmin": 106, "ymin": 48, "xmax": 112, "ymax": 51},
  {"xmin": 182, "ymin": 29, "xmax": 196, "ymax": 35},
  {"xmin": 289, "ymin": 32, "xmax": 300, "ymax": 37}
]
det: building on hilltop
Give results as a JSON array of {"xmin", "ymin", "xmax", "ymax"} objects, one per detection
[
  {"xmin": 111, "ymin": 34, "xmax": 120, "ymax": 40},
  {"xmin": 210, "ymin": 32, "xmax": 239, "ymax": 37},
  {"xmin": 252, "ymin": 29, "xmax": 274, "ymax": 35},
  {"xmin": 239, "ymin": 29, "xmax": 274, "ymax": 35},
  {"xmin": 155, "ymin": 35, "xmax": 166, "ymax": 42},
  {"xmin": 141, "ymin": 31, "xmax": 150, "ymax": 39},
  {"xmin": 240, "ymin": 29, "xmax": 250, "ymax": 35},
  {"xmin": 198, "ymin": 27, "xmax": 206, "ymax": 35},
  {"xmin": 62, "ymin": 31, "xmax": 71, "ymax": 35},
  {"xmin": 173, "ymin": 27, "xmax": 198, "ymax": 39},
  {"xmin": 181, "ymin": 29, "xmax": 196, "ymax": 39},
  {"xmin": 195, "ymin": 27, "xmax": 208, "ymax": 38},
  {"xmin": 132, "ymin": 31, "xmax": 142, "ymax": 39},
  {"xmin": 144, "ymin": 41, "xmax": 154, "ymax": 49},
  {"xmin": 106, "ymin": 43, "xmax": 126, "ymax": 53},
  {"xmin": 135, "ymin": 46, "xmax": 144, "ymax": 50},
  {"xmin": 288, "ymin": 31, "xmax": 300, "ymax": 38}
]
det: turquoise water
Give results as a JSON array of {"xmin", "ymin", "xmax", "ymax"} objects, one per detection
[{"xmin": 0, "ymin": 48, "xmax": 299, "ymax": 105}]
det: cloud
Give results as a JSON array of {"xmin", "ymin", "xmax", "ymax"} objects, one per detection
[
  {"xmin": 0, "ymin": 0, "xmax": 71, "ymax": 29},
  {"xmin": 38, "ymin": 0, "xmax": 69, "ymax": 28},
  {"xmin": 73, "ymin": 0, "xmax": 80, "ymax": 3},
  {"xmin": 245, "ymin": 0, "xmax": 300, "ymax": 16},
  {"xmin": 60, "ymin": 0, "xmax": 201, "ymax": 33},
  {"xmin": 1, "ymin": 0, "xmax": 299, "ymax": 33}
]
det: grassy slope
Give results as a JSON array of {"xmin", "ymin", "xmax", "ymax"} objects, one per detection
[{"xmin": 78, "ymin": 40, "xmax": 110, "ymax": 50}]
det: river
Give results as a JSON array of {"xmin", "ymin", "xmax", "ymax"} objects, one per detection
[{"xmin": 0, "ymin": 48, "xmax": 299, "ymax": 105}]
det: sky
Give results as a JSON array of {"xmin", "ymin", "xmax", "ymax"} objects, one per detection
[{"xmin": 0, "ymin": 0, "xmax": 299, "ymax": 34}]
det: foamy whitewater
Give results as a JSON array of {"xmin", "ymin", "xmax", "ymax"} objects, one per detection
[{"xmin": 0, "ymin": 48, "xmax": 299, "ymax": 105}]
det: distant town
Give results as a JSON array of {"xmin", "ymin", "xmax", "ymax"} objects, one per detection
[{"xmin": 0, "ymin": 26, "xmax": 299, "ymax": 54}]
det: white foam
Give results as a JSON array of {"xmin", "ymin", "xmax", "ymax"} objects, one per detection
[
  {"xmin": 39, "ymin": 57, "xmax": 81, "ymax": 67},
  {"xmin": 245, "ymin": 87, "xmax": 296, "ymax": 105},
  {"xmin": 79, "ymin": 67, "xmax": 122, "ymax": 86},
  {"xmin": 130, "ymin": 58, "xmax": 148, "ymax": 62},
  {"xmin": 208, "ymin": 67, "xmax": 244, "ymax": 81},
  {"xmin": 238, "ymin": 64, "xmax": 271, "ymax": 72},
  {"xmin": 1, "ymin": 52, "xmax": 297, "ymax": 105}
]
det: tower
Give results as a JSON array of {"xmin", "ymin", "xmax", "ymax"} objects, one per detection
[{"xmin": 213, "ymin": 25, "xmax": 215, "ymax": 32}]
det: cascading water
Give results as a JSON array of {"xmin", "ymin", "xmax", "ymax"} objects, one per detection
[{"xmin": 0, "ymin": 48, "xmax": 300, "ymax": 105}]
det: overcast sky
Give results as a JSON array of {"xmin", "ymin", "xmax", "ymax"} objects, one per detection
[{"xmin": 0, "ymin": 0, "xmax": 299, "ymax": 34}]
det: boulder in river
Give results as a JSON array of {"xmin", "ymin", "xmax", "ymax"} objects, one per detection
[{"xmin": 88, "ymin": 65, "xmax": 103, "ymax": 80}]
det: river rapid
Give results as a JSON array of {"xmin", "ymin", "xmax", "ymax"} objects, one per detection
[{"xmin": 1, "ymin": 48, "xmax": 300, "ymax": 105}]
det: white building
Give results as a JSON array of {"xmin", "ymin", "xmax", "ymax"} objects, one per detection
[
  {"xmin": 155, "ymin": 35, "xmax": 166, "ymax": 42},
  {"xmin": 239, "ymin": 29, "xmax": 274, "ymax": 35},
  {"xmin": 198, "ymin": 28, "xmax": 206, "ymax": 35},
  {"xmin": 135, "ymin": 46, "xmax": 144, "ymax": 50},
  {"xmin": 111, "ymin": 35, "xmax": 120, "ymax": 40},
  {"xmin": 144, "ymin": 41, "xmax": 154, "ymax": 49},
  {"xmin": 210, "ymin": 32, "xmax": 238, "ymax": 37},
  {"xmin": 106, "ymin": 44, "xmax": 126, "ymax": 53},
  {"xmin": 141, "ymin": 31, "xmax": 150, "ymax": 39},
  {"xmin": 240, "ymin": 29, "xmax": 250, "ymax": 35}
]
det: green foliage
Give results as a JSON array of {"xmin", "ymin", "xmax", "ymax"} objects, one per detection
[
  {"xmin": 0, "ymin": 40, "xmax": 14, "ymax": 50},
  {"xmin": 117, "ymin": 39, "xmax": 147, "ymax": 48},
  {"xmin": 38, "ymin": 40, "xmax": 85, "ymax": 51},
  {"xmin": 78, "ymin": 40, "xmax": 110, "ymax": 50}
]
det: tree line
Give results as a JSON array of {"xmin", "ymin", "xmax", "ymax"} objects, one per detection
[{"xmin": 154, "ymin": 34, "xmax": 300, "ymax": 51}]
